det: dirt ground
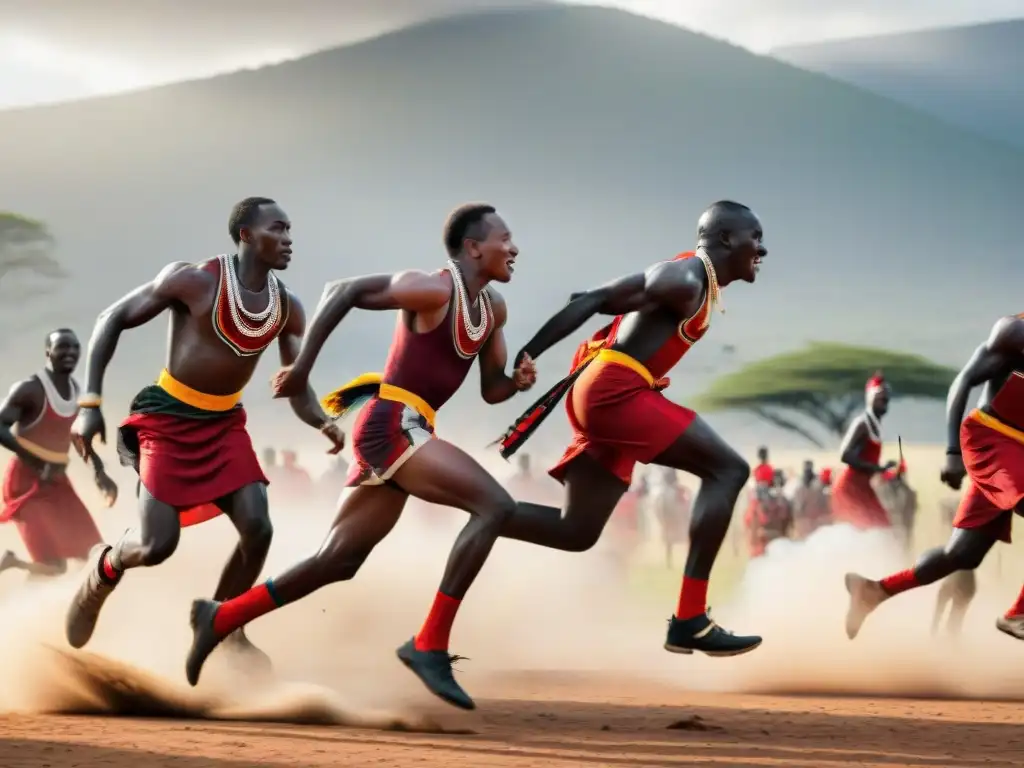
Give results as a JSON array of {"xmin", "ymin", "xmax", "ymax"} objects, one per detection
[{"xmin": 2, "ymin": 670, "xmax": 1023, "ymax": 768}]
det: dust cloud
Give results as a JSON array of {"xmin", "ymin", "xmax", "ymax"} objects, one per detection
[
  {"xmin": 0, "ymin": 458, "xmax": 1020, "ymax": 725},
  {"xmin": 705, "ymin": 522, "xmax": 1024, "ymax": 700},
  {"xmin": 0, "ymin": 475, "xmax": 672, "ymax": 724}
]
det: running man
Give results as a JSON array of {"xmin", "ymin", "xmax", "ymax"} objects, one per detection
[
  {"xmin": 0, "ymin": 329, "xmax": 116, "ymax": 578},
  {"xmin": 493, "ymin": 200, "xmax": 764, "ymax": 655},
  {"xmin": 845, "ymin": 314, "xmax": 1024, "ymax": 641},
  {"xmin": 186, "ymin": 203, "xmax": 535, "ymax": 710},
  {"xmin": 66, "ymin": 197, "xmax": 343, "ymax": 660}
]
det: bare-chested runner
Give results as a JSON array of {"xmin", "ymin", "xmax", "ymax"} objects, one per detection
[
  {"xmin": 65, "ymin": 197, "xmax": 343, "ymax": 668},
  {"xmin": 185, "ymin": 203, "xmax": 535, "ymax": 710}
]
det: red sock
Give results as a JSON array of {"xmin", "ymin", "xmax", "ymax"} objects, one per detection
[
  {"xmin": 1005, "ymin": 585, "xmax": 1024, "ymax": 619},
  {"xmin": 675, "ymin": 577, "xmax": 709, "ymax": 621},
  {"xmin": 879, "ymin": 568, "xmax": 919, "ymax": 596},
  {"xmin": 414, "ymin": 592, "xmax": 462, "ymax": 652},
  {"xmin": 100, "ymin": 552, "xmax": 121, "ymax": 582},
  {"xmin": 212, "ymin": 581, "xmax": 282, "ymax": 637}
]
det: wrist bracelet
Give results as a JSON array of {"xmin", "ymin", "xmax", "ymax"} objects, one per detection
[{"xmin": 78, "ymin": 393, "xmax": 102, "ymax": 408}]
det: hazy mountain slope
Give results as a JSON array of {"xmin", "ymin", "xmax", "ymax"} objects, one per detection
[
  {"xmin": 773, "ymin": 20, "xmax": 1024, "ymax": 149},
  {"xmin": 2, "ymin": 6, "xmax": 1021, "ymax": 449},
  {"xmin": 0, "ymin": 0, "xmax": 550, "ymax": 108}
]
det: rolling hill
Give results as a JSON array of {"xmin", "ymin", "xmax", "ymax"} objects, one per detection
[
  {"xmin": 773, "ymin": 19, "xmax": 1024, "ymax": 150},
  {"xmin": 1, "ymin": 6, "xmax": 1022, "ymax": 452}
]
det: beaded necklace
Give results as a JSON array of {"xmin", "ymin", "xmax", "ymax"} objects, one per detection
[
  {"xmin": 212, "ymin": 254, "xmax": 287, "ymax": 357},
  {"xmin": 447, "ymin": 259, "xmax": 492, "ymax": 359},
  {"xmin": 696, "ymin": 250, "xmax": 725, "ymax": 315}
]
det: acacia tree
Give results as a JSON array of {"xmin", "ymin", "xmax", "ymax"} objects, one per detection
[
  {"xmin": 691, "ymin": 342, "xmax": 958, "ymax": 447},
  {"xmin": 0, "ymin": 212, "xmax": 65, "ymax": 287}
]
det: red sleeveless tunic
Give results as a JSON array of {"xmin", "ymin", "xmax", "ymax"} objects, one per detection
[
  {"xmin": 13, "ymin": 371, "xmax": 79, "ymax": 464},
  {"xmin": 347, "ymin": 270, "xmax": 494, "ymax": 486},
  {"xmin": 831, "ymin": 421, "xmax": 890, "ymax": 530},
  {"xmin": 550, "ymin": 253, "xmax": 713, "ymax": 485},
  {"xmin": 593, "ymin": 251, "xmax": 712, "ymax": 382},
  {"xmin": 2, "ymin": 372, "xmax": 102, "ymax": 561},
  {"xmin": 380, "ymin": 271, "xmax": 491, "ymax": 412}
]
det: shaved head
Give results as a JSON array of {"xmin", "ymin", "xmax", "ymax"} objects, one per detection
[
  {"xmin": 695, "ymin": 200, "xmax": 766, "ymax": 286},
  {"xmin": 697, "ymin": 201, "xmax": 756, "ymax": 242}
]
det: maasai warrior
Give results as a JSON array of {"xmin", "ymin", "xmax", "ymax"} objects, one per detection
[
  {"xmin": 752, "ymin": 446, "xmax": 774, "ymax": 487},
  {"xmin": 492, "ymin": 200, "xmax": 764, "ymax": 655},
  {"xmin": 789, "ymin": 460, "xmax": 831, "ymax": 539},
  {"xmin": 653, "ymin": 468, "xmax": 691, "ymax": 569},
  {"xmin": 185, "ymin": 203, "xmax": 536, "ymax": 710},
  {"xmin": 845, "ymin": 315, "xmax": 1024, "ymax": 641},
  {"xmin": 0, "ymin": 329, "xmax": 117, "ymax": 578},
  {"xmin": 830, "ymin": 373, "xmax": 897, "ymax": 530},
  {"xmin": 65, "ymin": 197, "xmax": 343, "ymax": 659},
  {"xmin": 743, "ymin": 480, "xmax": 791, "ymax": 559}
]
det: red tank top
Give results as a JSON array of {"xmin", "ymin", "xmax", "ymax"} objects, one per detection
[
  {"xmin": 987, "ymin": 313, "xmax": 1024, "ymax": 428},
  {"xmin": 605, "ymin": 252, "xmax": 713, "ymax": 380},
  {"xmin": 13, "ymin": 371, "xmax": 79, "ymax": 463},
  {"xmin": 990, "ymin": 372, "xmax": 1024, "ymax": 429},
  {"xmin": 382, "ymin": 270, "xmax": 494, "ymax": 411},
  {"xmin": 856, "ymin": 434, "xmax": 882, "ymax": 466}
]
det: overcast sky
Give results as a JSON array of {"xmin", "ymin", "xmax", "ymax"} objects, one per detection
[{"xmin": 2, "ymin": 0, "xmax": 1022, "ymax": 109}]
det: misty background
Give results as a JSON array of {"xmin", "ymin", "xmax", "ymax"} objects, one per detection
[{"xmin": 1, "ymin": 1, "xmax": 1022, "ymax": 473}]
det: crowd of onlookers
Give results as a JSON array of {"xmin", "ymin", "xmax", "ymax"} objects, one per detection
[
  {"xmin": 740, "ymin": 446, "xmax": 918, "ymax": 559},
  {"xmin": 260, "ymin": 446, "xmax": 350, "ymax": 509},
  {"xmin": 261, "ymin": 444, "xmax": 918, "ymax": 570}
]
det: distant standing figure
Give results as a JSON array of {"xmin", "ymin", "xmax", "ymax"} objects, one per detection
[
  {"xmin": 653, "ymin": 468, "xmax": 691, "ymax": 569},
  {"xmin": 831, "ymin": 372, "xmax": 896, "ymax": 530}
]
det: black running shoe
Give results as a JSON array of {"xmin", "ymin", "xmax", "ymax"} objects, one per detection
[
  {"xmin": 664, "ymin": 611, "xmax": 762, "ymax": 657},
  {"xmin": 185, "ymin": 599, "xmax": 224, "ymax": 686},
  {"xmin": 396, "ymin": 638, "xmax": 475, "ymax": 710}
]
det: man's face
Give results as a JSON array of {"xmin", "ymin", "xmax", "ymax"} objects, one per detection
[{"xmin": 46, "ymin": 331, "xmax": 80, "ymax": 374}]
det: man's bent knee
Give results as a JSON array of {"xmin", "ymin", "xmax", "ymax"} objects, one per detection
[
  {"xmin": 238, "ymin": 514, "xmax": 274, "ymax": 552},
  {"xmin": 138, "ymin": 533, "xmax": 179, "ymax": 566},
  {"xmin": 945, "ymin": 540, "xmax": 986, "ymax": 571},
  {"xmin": 482, "ymin": 491, "xmax": 517, "ymax": 529},
  {"xmin": 711, "ymin": 454, "xmax": 750, "ymax": 490}
]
